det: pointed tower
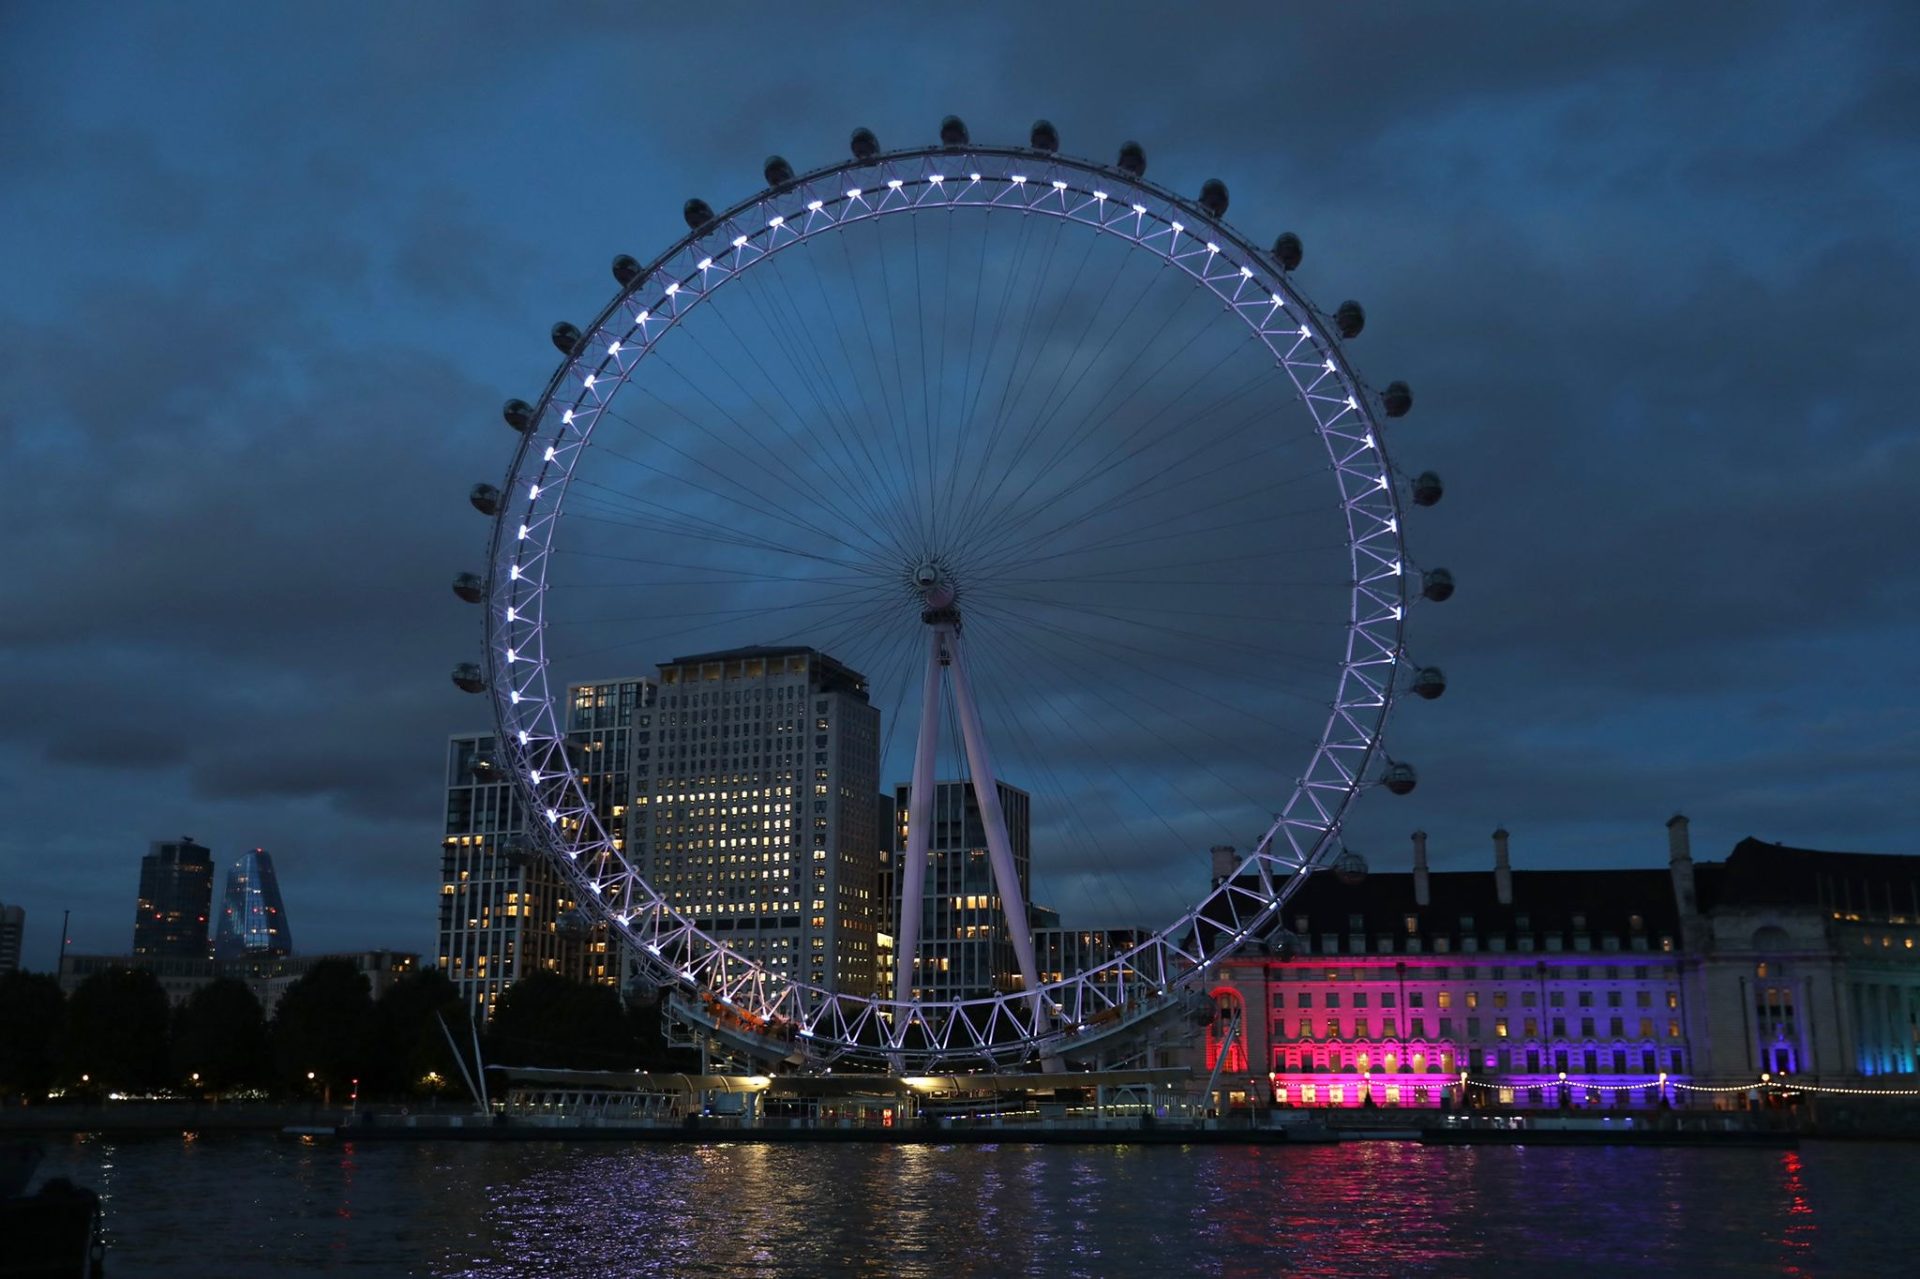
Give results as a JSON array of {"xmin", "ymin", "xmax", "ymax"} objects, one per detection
[{"xmin": 212, "ymin": 849, "xmax": 293, "ymax": 960}]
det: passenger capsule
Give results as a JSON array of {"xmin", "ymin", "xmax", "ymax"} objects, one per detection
[
  {"xmin": 469, "ymin": 483, "xmax": 502, "ymax": 516},
  {"xmin": 1383, "ymin": 761, "xmax": 1419, "ymax": 796},
  {"xmin": 452, "ymin": 572, "xmax": 485, "ymax": 604},
  {"xmin": 1335, "ymin": 301, "xmax": 1366, "ymax": 339},
  {"xmin": 1411, "ymin": 666, "xmax": 1447, "ymax": 700},
  {"xmin": 763, "ymin": 154, "xmax": 795, "ymax": 187},
  {"xmin": 502, "ymin": 399, "xmax": 534, "ymax": 432},
  {"xmin": 550, "ymin": 322, "xmax": 583, "ymax": 356},
  {"xmin": 1421, "ymin": 568, "xmax": 1455, "ymax": 602},
  {"xmin": 1198, "ymin": 179, "xmax": 1229, "ymax": 219},
  {"xmin": 682, "ymin": 198, "xmax": 714, "ymax": 231},
  {"xmin": 1116, "ymin": 140, "xmax": 1147, "ymax": 176},
  {"xmin": 1411, "ymin": 471, "xmax": 1443, "ymax": 507},
  {"xmin": 611, "ymin": 254, "xmax": 644, "ymax": 287},
  {"xmin": 850, "ymin": 127, "xmax": 880, "ymax": 160},
  {"xmin": 1381, "ymin": 381, "xmax": 1413, "ymax": 417},
  {"xmin": 451, "ymin": 663, "xmax": 487, "ymax": 694},
  {"xmin": 1030, "ymin": 119, "xmax": 1059, "ymax": 152},
  {"xmin": 1272, "ymin": 232, "xmax": 1303, "ymax": 272},
  {"xmin": 939, "ymin": 115, "xmax": 969, "ymax": 147}
]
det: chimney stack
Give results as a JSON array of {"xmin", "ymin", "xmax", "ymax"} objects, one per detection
[
  {"xmin": 1412, "ymin": 830, "xmax": 1431, "ymax": 907},
  {"xmin": 1493, "ymin": 828, "xmax": 1513, "ymax": 905},
  {"xmin": 1210, "ymin": 844, "xmax": 1238, "ymax": 889},
  {"xmin": 1666, "ymin": 814, "xmax": 1697, "ymax": 916}
]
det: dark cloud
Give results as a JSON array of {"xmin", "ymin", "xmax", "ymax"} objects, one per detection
[{"xmin": 1, "ymin": 0, "xmax": 1915, "ymax": 967}]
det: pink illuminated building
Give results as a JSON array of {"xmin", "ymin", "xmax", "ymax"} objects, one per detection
[{"xmin": 1203, "ymin": 818, "xmax": 1920, "ymax": 1112}]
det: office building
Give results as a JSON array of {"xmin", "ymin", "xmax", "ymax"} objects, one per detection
[
  {"xmin": 132, "ymin": 837, "xmax": 215, "ymax": 957},
  {"xmin": 891, "ymin": 779, "xmax": 1031, "ymax": 1000},
  {"xmin": 0, "ymin": 901, "xmax": 23, "ymax": 975},
  {"xmin": 211, "ymin": 848, "xmax": 293, "ymax": 960},
  {"xmin": 439, "ymin": 677, "xmax": 653, "ymax": 1021},
  {"xmin": 633, "ymin": 646, "xmax": 880, "ymax": 993}
]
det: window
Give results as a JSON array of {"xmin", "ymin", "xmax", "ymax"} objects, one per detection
[
  {"xmin": 1299, "ymin": 993, "xmax": 1313, "ymax": 1009},
  {"xmin": 1437, "ymin": 992, "xmax": 1452, "ymax": 1010},
  {"xmin": 1667, "ymin": 991, "xmax": 1679, "ymax": 1010},
  {"xmin": 1465, "ymin": 991, "xmax": 1479, "ymax": 1010},
  {"xmin": 1668, "ymin": 1020, "xmax": 1681, "ymax": 1039},
  {"xmin": 1495, "ymin": 1018, "xmax": 1509, "ymax": 1038},
  {"xmin": 1327, "ymin": 993, "xmax": 1341, "ymax": 1009},
  {"xmin": 1405, "ymin": 914, "xmax": 1419, "ymax": 935},
  {"xmin": 1353, "ymin": 992, "xmax": 1369, "ymax": 1009},
  {"xmin": 1493, "ymin": 991, "xmax": 1508, "ymax": 1010},
  {"xmin": 1409, "ymin": 992, "xmax": 1425, "ymax": 1008},
  {"xmin": 1577, "ymin": 991, "xmax": 1593, "ymax": 1008}
]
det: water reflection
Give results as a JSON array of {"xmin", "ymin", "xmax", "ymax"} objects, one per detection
[{"xmin": 26, "ymin": 1138, "xmax": 1918, "ymax": 1277}]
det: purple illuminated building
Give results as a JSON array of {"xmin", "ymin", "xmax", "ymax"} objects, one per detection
[{"xmin": 1204, "ymin": 817, "xmax": 1920, "ymax": 1112}]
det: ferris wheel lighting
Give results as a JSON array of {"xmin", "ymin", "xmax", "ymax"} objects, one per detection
[
  {"xmin": 472, "ymin": 136, "xmax": 1421, "ymax": 1071},
  {"xmin": 636, "ymin": 310, "xmax": 650, "ymax": 322}
]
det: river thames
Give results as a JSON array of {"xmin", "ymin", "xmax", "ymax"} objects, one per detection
[{"xmin": 26, "ymin": 1136, "xmax": 1915, "ymax": 1276}]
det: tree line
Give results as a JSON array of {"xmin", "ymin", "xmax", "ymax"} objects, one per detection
[{"xmin": 0, "ymin": 962, "xmax": 693, "ymax": 1104}]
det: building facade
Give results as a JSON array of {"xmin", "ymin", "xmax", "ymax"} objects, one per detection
[
  {"xmin": 891, "ymin": 780, "xmax": 1033, "ymax": 1001},
  {"xmin": 0, "ymin": 901, "xmax": 23, "ymax": 975},
  {"xmin": 59, "ymin": 949, "xmax": 417, "ymax": 1015},
  {"xmin": 212, "ymin": 848, "xmax": 293, "ymax": 960},
  {"xmin": 132, "ymin": 837, "xmax": 215, "ymax": 958},
  {"xmin": 1205, "ymin": 819, "xmax": 1920, "ymax": 1112},
  {"xmin": 633, "ymin": 647, "xmax": 881, "ymax": 994}
]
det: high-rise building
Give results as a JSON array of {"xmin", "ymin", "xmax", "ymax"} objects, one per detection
[
  {"xmin": 439, "ymin": 676, "xmax": 653, "ymax": 1022},
  {"xmin": 634, "ymin": 646, "xmax": 880, "ymax": 993},
  {"xmin": 132, "ymin": 837, "xmax": 215, "ymax": 957},
  {"xmin": 891, "ymin": 779, "xmax": 1032, "ymax": 1001},
  {"xmin": 211, "ymin": 848, "xmax": 293, "ymax": 960},
  {"xmin": 0, "ymin": 901, "xmax": 24, "ymax": 975}
]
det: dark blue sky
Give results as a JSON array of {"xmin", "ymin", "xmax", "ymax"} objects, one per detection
[{"xmin": 3, "ymin": 2, "xmax": 1915, "ymax": 964}]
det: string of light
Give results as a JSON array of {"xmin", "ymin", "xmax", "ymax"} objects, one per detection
[{"xmin": 1452, "ymin": 1073, "xmax": 1920, "ymax": 1098}]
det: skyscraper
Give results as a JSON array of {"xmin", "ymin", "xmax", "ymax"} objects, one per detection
[
  {"xmin": 891, "ymin": 779, "xmax": 1032, "ymax": 1001},
  {"xmin": 211, "ymin": 849, "xmax": 293, "ymax": 960},
  {"xmin": 132, "ymin": 837, "xmax": 215, "ymax": 957},
  {"xmin": 0, "ymin": 901, "xmax": 24, "ymax": 975},
  {"xmin": 633, "ymin": 646, "xmax": 880, "ymax": 993},
  {"xmin": 439, "ymin": 676, "xmax": 653, "ymax": 1021}
]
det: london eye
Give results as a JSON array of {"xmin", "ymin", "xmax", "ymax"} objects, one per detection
[{"xmin": 452, "ymin": 117, "xmax": 1450, "ymax": 1071}]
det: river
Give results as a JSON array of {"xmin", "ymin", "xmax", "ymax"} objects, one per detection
[{"xmin": 24, "ymin": 1135, "xmax": 1914, "ymax": 1276}]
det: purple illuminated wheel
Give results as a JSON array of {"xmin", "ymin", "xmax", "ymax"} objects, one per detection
[{"xmin": 454, "ymin": 120, "xmax": 1446, "ymax": 1070}]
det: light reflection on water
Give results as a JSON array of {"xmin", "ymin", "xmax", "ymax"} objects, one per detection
[{"xmin": 30, "ymin": 1136, "xmax": 1916, "ymax": 1277}]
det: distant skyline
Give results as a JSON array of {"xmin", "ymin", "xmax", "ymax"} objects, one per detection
[{"xmin": 3, "ymin": 2, "xmax": 1916, "ymax": 963}]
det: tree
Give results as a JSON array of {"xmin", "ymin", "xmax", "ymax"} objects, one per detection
[
  {"xmin": 271, "ymin": 959, "xmax": 372, "ymax": 1098},
  {"xmin": 0, "ymin": 971, "xmax": 66, "ymax": 1100},
  {"xmin": 63, "ymin": 967, "xmax": 170, "ymax": 1092},
  {"xmin": 171, "ymin": 978, "xmax": 269, "ymax": 1092},
  {"xmin": 486, "ymin": 971, "xmax": 639, "ymax": 1069},
  {"xmin": 363, "ymin": 968, "xmax": 471, "ymax": 1098}
]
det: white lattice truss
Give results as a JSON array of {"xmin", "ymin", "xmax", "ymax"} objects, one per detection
[{"xmin": 483, "ymin": 144, "xmax": 1410, "ymax": 1069}]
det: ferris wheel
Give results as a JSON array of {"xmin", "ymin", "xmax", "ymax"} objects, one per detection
[{"xmin": 452, "ymin": 117, "xmax": 1451, "ymax": 1071}]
